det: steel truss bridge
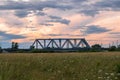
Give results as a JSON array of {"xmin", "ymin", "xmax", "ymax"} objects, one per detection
[{"xmin": 32, "ymin": 38, "xmax": 90, "ymax": 51}]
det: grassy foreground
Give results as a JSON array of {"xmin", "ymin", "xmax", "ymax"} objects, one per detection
[{"xmin": 0, "ymin": 52, "xmax": 120, "ymax": 80}]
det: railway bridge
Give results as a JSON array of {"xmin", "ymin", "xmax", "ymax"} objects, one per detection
[{"xmin": 31, "ymin": 38, "xmax": 90, "ymax": 51}]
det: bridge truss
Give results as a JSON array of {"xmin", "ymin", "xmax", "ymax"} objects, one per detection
[{"xmin": 31, "ymin": 38, "xmax": 90, "ymax": 50}]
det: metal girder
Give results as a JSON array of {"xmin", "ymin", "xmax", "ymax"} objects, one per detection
[{"xmin": 32, "ymin": 38, "xmax": 90, "ymax": 49}]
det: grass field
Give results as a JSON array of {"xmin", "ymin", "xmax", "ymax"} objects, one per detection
[{"xmin": 0, "ymin": 52, "xmax": 120, "ymax": 80}]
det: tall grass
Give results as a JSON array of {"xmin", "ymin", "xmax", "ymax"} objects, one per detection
[{"xmin": 0, "ymin": 52, "xmax": 120, "ymax": 80}]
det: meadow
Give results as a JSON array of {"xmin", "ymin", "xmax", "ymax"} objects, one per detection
[{"xmin": 0, "ymin": 52, "xmax": 120, "ymax": 80}]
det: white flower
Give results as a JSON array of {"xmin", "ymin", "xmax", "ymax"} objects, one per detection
[{"xmin": 110, "ymin": 73, "xmax": 114, "ymax": 76}]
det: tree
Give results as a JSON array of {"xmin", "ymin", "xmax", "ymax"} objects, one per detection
[
  {"xmin": 117, "ymin": 45, "xmax": 120, "ymax": 51},
  {"xmin": 30, "ymin": 45, "xmax": 35, "ymax": 50},
  {"xmin": 91, "ymin": 44, "xmax": 102, "ymax": 52},
  {"xmin": 11, "ymin": 42, "xmax": 19, "ymax": 50},
  {"xmin": 14, "ymin": 42, "xmax": 19, "ymax": 49},
  {"xmin": 109, "ymin": 46, "xmax": 116, "ymax": 51},
  {"xmin": 12, "ymin": 42, "xmax": 15, "ymax": 49},
  {"xmin": 0, "ymin": 46, "xmax": 2, "ymax": 53}
]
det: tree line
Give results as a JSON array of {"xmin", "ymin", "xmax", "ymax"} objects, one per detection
[{"xmin": 0, "ymin": 42, "xmax": 120, "ymax": 53}]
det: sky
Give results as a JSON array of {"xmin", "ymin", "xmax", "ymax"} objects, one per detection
[{"xmin": 0, "ymin": 0, "xmax": 120, "ymax": 48}]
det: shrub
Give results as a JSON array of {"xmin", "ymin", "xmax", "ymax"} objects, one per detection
[
  {"xmin": 91, "ymin": 44, "xmax": 102, "ymax": 52},
  {"xmin": 30, "ymin": 45, "xmax": 35, "ymax": 50},
  {"xmin": 116, "ymin": 64, "xmax": 120, "ymax": 73},
  {"xmin": 0, "ymin": 46, "xmax": 2, "ymax": 53},
  {"xmin": 117, "ymin": 45, "xmax": 120, "ymax": 51},
  {"xmin": 109, "ymin": 46, "xmax": 117, "ymax": 51}
]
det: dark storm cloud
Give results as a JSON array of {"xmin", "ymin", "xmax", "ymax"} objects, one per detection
[
  {"xmin": 0, "ymin": 31, "xmax": 26, "ymax": 40},
  {"xmin": 84, "ymin": 25, "xmax": 111, "ymax": 34}
]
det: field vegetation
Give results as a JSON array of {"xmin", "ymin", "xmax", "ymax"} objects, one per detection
[{"xmin": 0, "ymin": 52, "xmax": 120, "ymax": 80}]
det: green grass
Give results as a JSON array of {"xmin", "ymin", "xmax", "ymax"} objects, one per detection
[{"xmin": 0, "ymin": 52, "xmax": 120, "ymax": 80}]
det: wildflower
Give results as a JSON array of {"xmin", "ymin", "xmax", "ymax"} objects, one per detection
[
  {"xmin": 57, "ymin": 70, "xmax": 61, "ymax": 73},
  {"xmin": 115, "ymin": 77, "xmax": 118, "ymax": 79},
  {"xmin": 117, "ymin": 73, "xmax": 120, "ymax": 76},
  {"xmin": 107, "ymin": 76, "xmax": 110, "ymax": 79},
  {"xmin": 105, "ymin": 73, "xmax": 109, "ymax": 75},
  {"xmin": 98, "ymin": 69, "xmax": 102, "ymax": 73},
  {"xmin": 110, "ymin": 73, "xmax": 114, "ymax": 76},
  {"xmin": 98, "ymin": 77, "xmax": 103, "ymax": 79}
]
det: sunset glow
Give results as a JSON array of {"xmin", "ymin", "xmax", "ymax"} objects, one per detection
[{"xmin": 0, "ymin": 0, "xmax": 120, "ymax": 48}]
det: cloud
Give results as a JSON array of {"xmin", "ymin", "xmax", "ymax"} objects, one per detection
[
  {"xmin": 94, "ymin": 0, "xmax": 120, "ymax": 11},
  {"xmin": 0, "ymin": 0, "xmax": 72, "ymax": 18},
  {"xmin": 15, "ymin": 10, "xmax": 46, "ymax": 18},
  {"xmin": 40, "ymin": 23, "xmax": 54, "ymax": 26},
  {"xmin": 35, "ymin": 11, "xmax": 46, "ymax": 16},
  {"xmin": 84, "ymin": 25, "xmax": 111, "ymax": 34},
  {"xmin": 14, "ymin": 10, "xmax": 30, "ymax": 18},
  {"xmin": 47, "ymin": 15, "xmax": 71, "ymax": 25},
  {"xmin": 49, "ymin": 15, "xmax": 61, "ymax": 19},
  {"xmin": 46, "ymin": 34, "xmax": 82, "ymax": 37},
  {"xmin": 108, "ymin": 32, "xmax": 120, "ymax": 40},
  {"xmin": 109, "ymin": 32, "xmax": 120, "ymax": 35},
  {"xmin": 81, "ymin": 0, "xmax": 120, "ymax": 16},
  {"xmin": 0, "ymin": 31, "xmax": 26, "ymax": 40},
  {"xmin": 70, "ymin": 0, "xmax": 86, "ymax": 3},
  {"xmin": 0, "ymin": 1, "xmax": 72, "ymax": 11},
  {"xmin": 6, "ymin": 18, "xmax": 24, "ymax": 26},
  {"xmin": 80, "ymin": 9, "xmax": 99, "ymax": 17},
  {"xmin": 0, "ymin": 0, "xmax": 120, "ymax": 17},
  {"xmin": 0, "ymin": 0, "xmax": 120, "ymax": 48},
  {"xmin": 47, "ymin": 19, "xmax": 70, "ymax": 25}
]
